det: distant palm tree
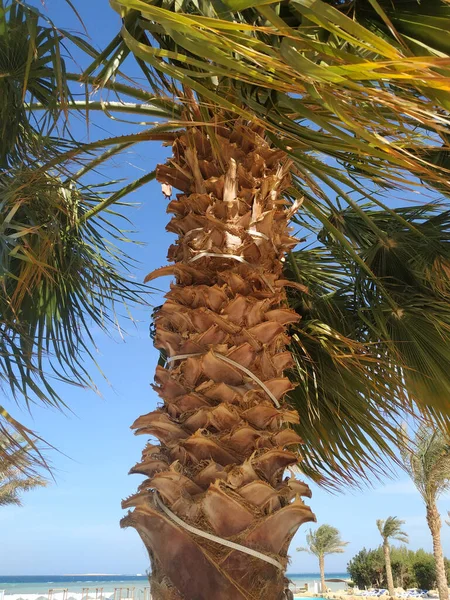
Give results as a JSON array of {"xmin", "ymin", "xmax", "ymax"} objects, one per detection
[
  {"xmin": 297, "ymin": 525, "xmax": 348, "ymax": 593},
  {"xmin": 446, "ymin": 512, "xmax": 449, "ymax": 527},
  {"xmin": 401, "ymin": 426, "xmax": 450, "ymax": 600},
  {"xmin": 0, "ymin": 431, "xmax": 47, "ymax": 506},
  {"xmin": 377, "ymin": 517, "xmax": 409, "ymax": 598}
]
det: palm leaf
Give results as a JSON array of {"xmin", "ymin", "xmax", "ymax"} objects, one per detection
[
  {"xmin": 400, "ymin": 424, "xmax": 450, "ymax": 504},
  {"xmin": 284, "ymin": 248, "xmax": 409, "ymax": 486},
  {"xmin": 1, "ymin": 165, "xmax": 148, "ymax": 410},
  {"xmin": 316, "ymin": 203, "xmax": 450, "ymax": 413},
  {"xmin": 284, "ymin": 202, "xmax": 450, "ymax": 484},
  {"xmin": 0, "ymin": 426, "xmax": 48, "ymax": 504},
  {"xmin": 297, "ymin": 524, "xmax": 348, "ymax": 556},
  {"xmin": 104, "ymin": 0, "xmax": 450, "ymax": 203},
  {"xmin": 377, "ymin": 516, "xmax": 409, "ymax": 544},
  {"xmin": 0, "ymin": 1, "xmax": 167, "ymax": 461}
]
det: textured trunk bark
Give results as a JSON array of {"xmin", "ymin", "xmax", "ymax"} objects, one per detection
[
  {"xmin": 319, "ymin": 555, "xmax": 326, "ymax": 594},
  {"xmin": 121, "ymin": 118, "xmax": 315, "ymax": 599},
  {"xmin": 427, "ymin": 503, "xmax": 449, "ymax": 600},
  {"xmin": 383, "ymin": 541, "xmax": 395, "ymax": 599}
]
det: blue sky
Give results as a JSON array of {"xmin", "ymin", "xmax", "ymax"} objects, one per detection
[{"xmin": 1, "ymin": 0, "xmax": 449, "ymax": 577}]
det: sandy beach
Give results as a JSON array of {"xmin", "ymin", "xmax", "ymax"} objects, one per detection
[
  {"xmin": 2, "ymin": 589, "xmax": 444, "ymax": 600},
  {"xmin": 292, "ymin": 590, "xmax": 443, "ymax": 600}
]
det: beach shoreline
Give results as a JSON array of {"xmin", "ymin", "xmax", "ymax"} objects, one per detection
[
  {"xmin": 0, "ymin": 574, "xmax": 350, "ymax": 600},
  {"xmin": 0, "ymin": 588, "xmax": 322, "ymax": 600},
  {"xmin": 0, "ymin": 574, "xmax": 348, "ymax": 595}
]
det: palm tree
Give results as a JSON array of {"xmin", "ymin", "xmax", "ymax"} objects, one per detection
[
  {"xmin": 297, "ymin": 525, "xmax": 348, "ymax": 593},
  {"xmin": 4, "ymin": 0, "xmax": 450, "ymax": 597},
  {"xmin": 446, "ymin": 512, "xmax": 449, "ymax": 527},
  {"xmin": 401, "ymin": 426, "xmax": 450, "ymax": 600},
  {"xmin": 0, "ymin": 430, "xmax": 47, "ymax": 506},
  {"xmin": 88, "ymin": 3, "xmax": 450, "ymax": 596},
  {"xmin": 377, "ymin": 517, "xmax": 409, "ymax": 598}
]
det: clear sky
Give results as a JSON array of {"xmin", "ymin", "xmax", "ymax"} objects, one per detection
[{"xmin": 1, "ymin": 0, "xmax": 449, "ymax": 577}]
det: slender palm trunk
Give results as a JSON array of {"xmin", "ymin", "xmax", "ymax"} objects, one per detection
[
  {"xmin": 426, "ymin": 503, "xmax": 449, "ymax": 600},
  {"xmin": 383, "ymin": 541, "xmax": 395, "ymax": 598},
  {"xmin": 121, "ymin": 117, "xmax": 315, "ymax": 599},
  {"xmin": 319, "ymin": 555, "xmax": 326, "ymax": 594}
]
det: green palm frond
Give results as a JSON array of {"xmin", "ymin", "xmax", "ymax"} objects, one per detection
[
  {"xmin": 377, "ymin": 516, "xmax": 409, "ymax": 544},
  {"xmin": 0, "ymin": 1, "xmax": 163, "ymax": 455},
  {"xmin": 0, "ymin": 427, "xmax": 47, "ymax": 505},
  {"xmin": 285, "ymin": 248, "xmax": 410, "ymax": 486},
  {"xmin": 283, "ymin": 202, "xmax": 450, "ymax": 485},
  {"xmin": 355, "ymin": 0, "xmax": 450, "ymax": 57},
  {"xmin": 1, "ymin": 164, "xmax": 148, "ymax": 411},
  {"xmin": 400, "ymin": 424, "xmax": 450, "ymax": 505},
  {"xmin": 297, "ymin": 524, "xmax": 348, "ymax": 557},
  {"xmin": 309, "ymin": 203, "xmax": 450, "ymax": 415},
  {"xmin": 0, "ymin": 0, "xmax": 94, "ymax": 166},
  {"xmin": 0, "ymin": 405, "xmax": 50, "ymax": 474},
  {"xmin": 101, "ymin": 0, "xmax": 450, "ymax": 205}
]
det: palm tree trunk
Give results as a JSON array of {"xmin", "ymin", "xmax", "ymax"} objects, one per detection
[
  {"xmin": 121, "ymin": 117, "xmax": 315, "ymax": 600},
  {"xmin": 319, "ymin": 555, "xmax": 326, "ymax": 594},
  {"xmin": 426, "ymin": 503, "xmax": 449, "ymax": 600},
  {"xmin": 383, "ymin": 541, "xmax": 395, "ymax": 598}
]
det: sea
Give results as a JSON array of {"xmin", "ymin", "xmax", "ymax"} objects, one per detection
[{"xmin": 0, "ymin": 574, "xmax": 350, "ymax": 597}]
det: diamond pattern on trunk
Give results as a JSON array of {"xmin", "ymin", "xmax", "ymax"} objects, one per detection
[{"xmin": 122, "ymin": 118, "xmax": 315, "ymax": 600}]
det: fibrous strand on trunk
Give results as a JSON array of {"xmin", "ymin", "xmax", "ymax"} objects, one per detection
[{"xmin": 122, "ymin": 117, "xmax": 315, "ymax": 600}]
